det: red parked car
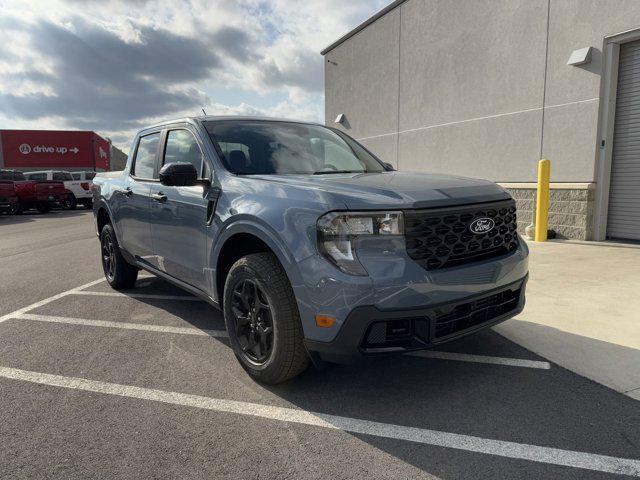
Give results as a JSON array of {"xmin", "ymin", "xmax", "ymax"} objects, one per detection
[
  {"xmin": 0, "ymin": 170, "xmax": 66, "ymax": 213},
  {"xmin": 0, "ymin": 181, "xmax": 19, "ymax": 214}
]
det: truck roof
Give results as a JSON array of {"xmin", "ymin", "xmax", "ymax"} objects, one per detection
[{"xmin": 141, "ymin": 115, "xmax": 324, "ymax": 133}]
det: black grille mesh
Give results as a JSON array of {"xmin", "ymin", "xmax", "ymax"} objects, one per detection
[
  {"xmin": 404, "ymin": 200, "xmax": 518, "ymax": 270},
  {"xmin": 433, "ymin": 286, "xmax": 521, "ymax": 339}
]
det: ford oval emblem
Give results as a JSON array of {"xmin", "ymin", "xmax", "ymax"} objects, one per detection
[{"xmin": 469, "ymin": 217, "xmax": 495, "ymax": 234}]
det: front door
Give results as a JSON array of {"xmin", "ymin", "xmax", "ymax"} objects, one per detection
[{"xmin": 149, "ymin": 128, "xmax": 210, "ymax": 291}]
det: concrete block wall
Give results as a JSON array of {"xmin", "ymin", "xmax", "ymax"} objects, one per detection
[{"xmin": 504, "ymin": 185, "xmax": 596, "ymax": 240}]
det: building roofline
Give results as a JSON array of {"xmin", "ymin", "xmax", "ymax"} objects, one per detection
[{"xmin": 320, "ymin": 0, "xmax": 407, "ymax": 55}]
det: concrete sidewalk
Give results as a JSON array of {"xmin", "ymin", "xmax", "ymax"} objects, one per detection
[{"xmin": 494, "ymin": 239, "xmax": 640, "ymax": 400}]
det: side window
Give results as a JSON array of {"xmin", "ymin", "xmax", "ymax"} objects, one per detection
[
  {"xmin": 85, "ymin": 172, "xmax": 96, "ymax": 180},
  {"xmin": 132, "ymin": 133, "xmax": 160, "ymax": 179},
  {"xmin": 163, "ymin": 129, "xmax": 204, "ymax": 176},
  {"xmin": 27, "ymin": 173, "xmax": 47, "ymax": 181},
  {"xmin": 53, "ymin": 172, "xmax": 73, "ymax": 181},
  {"xmin": 72, "ymin": 173, "xmax": 81, "ymax": 180}
]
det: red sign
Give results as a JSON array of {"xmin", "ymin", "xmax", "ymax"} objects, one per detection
[{"xmin": 1, "ymin": 130, "xmax": 110, "ymax": 170}]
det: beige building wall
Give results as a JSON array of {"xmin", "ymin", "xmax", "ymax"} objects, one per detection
[{"xmin": 323, "ymin": 0, "xmax": 640, "ymax": 239}]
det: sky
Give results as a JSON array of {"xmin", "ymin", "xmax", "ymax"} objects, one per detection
[{"xmin": 0, "ymin": 0, "xmax": 389, "ymax": 152}]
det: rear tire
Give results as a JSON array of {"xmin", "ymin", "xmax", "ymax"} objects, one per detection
[
  {"xmin": 223, "ymin": 253, "xmax": 309, "ymax": 384},
  {"xmin": 62, "ymin": 193, "xmax": 77, "ymax": 210},
  {"xmin": 100, "ymin": 223, "xmax": 138, "ymax": 289},
  {"xmin": 36, "ymin": 204, "xmax": 52, "ymax": 213}
]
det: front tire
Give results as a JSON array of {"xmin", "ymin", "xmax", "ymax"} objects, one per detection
[
  {"xmin": 223, "ymin": 253, "xmax": 309, "ymax": 384},
  {"xmin": 100, "ymin": 223, "xmax": 138, "ymax": 289}
]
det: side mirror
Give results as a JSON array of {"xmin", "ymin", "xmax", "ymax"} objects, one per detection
[
  {"xmin": 159, "ymin": 162, "xmax": 198, "ymax": 186},
  {"xmin": 384, "ymin": 162, "xmax": 395, "ymax": 171}
]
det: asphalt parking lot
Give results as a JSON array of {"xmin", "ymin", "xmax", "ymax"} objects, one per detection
[{"xmin": 1, "ymin": 210, "xmax": 639, "ymax": 479}]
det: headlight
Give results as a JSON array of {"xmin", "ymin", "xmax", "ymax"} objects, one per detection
[{"xmin": 317, "ymin": 211, "xmax": 404, "ymax": 275}]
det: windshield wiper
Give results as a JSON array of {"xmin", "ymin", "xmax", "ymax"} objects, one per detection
[{"xmin": 312, "ymin": 170, "xmax": 365, "ymax": 175}]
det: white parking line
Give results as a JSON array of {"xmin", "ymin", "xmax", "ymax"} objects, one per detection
[
  {"xmin": 0, "ymin": 278, "xmax": 106, "ymax": 324},
  {"xmin": 0, "ymin": 366, "xmax": 637, "ymax": 476},
  {"xmin": 14, "ymin": 313, "xmax": 228, "ymax": 338},
  {"xmin": 5, "ymin": 312, "xmax": 548, "ymax": 371},
  {"xmin": 0, "ymin": 276, "xmax": 202, "ymax": 327},
  {"xmin": 407, "ymin": 351, "xmax": 551, "ymax": 370},
  {"xmin": 72, "ymin": 290, "xmax": 203, "ymax": 302}
]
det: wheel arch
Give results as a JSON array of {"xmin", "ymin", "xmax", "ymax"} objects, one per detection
[
  {"xmin": 211, "ymin": 221, "xmax": 300, "ymax": 306},
  {"xmin": 94, "ymin": 200, "xmax": 122, "ymax": 243}
]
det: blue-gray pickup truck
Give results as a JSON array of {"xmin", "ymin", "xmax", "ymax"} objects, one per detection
[{"xmin": 93, "ymin": 116, "xmax": 529, "ymax": 384}]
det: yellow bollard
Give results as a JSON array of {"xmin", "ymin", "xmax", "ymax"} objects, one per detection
[{"xmin": 535, "ymin": 159, "xmax": 551, "ymax": 242}]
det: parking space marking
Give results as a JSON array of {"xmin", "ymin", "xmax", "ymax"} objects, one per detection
[
  {"xmin": 0, "ymin": 278, "xmax": 106, "ymax": 324},
  {"xmin": 0, "ymin": 365, "xmax": 638, "ymax": 477},
  {"xmin": 13, "ymin": 313, "xmax": 228, "ymax": 338},
  {"xmin": 407, "ymin": 351, "xmax": 551, "ymax": 370},
  {"xmin": 1, "ymin": 277, "xmax": 550, "ymax": 373},
  {"xmin": 71, "ymin": 290, "xmax": 203, "ymax": 301},
  {"xmin": 5, "ymin": 313, "xmax": 549, "ymax": 371}
]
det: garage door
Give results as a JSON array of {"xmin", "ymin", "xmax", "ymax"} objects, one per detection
[{"xmin": 608, "ymin": 39, "xmax": 640, "ymax": 241}]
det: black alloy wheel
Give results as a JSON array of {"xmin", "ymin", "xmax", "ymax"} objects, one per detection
[
  {"xmin": 101, "ymin": 228, "xmax": 116, "ymax": 281},
  {"xmin": 223, "ymin": 252, "xmax": 309, "ymax": 384},
  {"xmin": 231, "ymin": 279, "xmax": 274, "ymax": 364}
]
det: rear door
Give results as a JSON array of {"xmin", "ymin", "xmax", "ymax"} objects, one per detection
[
  {"xmin": 149, "ymin": 127, "xmax": 210, "ymax": 291},
  {"xmin": 115, "ymin": 132, "xmax": 161, "ymax": 261}
]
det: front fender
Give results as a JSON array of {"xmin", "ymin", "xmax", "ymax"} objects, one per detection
[{"xmin": 208, "ymin": 217, "xmax": 308, "ymax": 304}]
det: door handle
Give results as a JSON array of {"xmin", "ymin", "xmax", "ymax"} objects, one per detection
[
  {"xmin": 120, "ymin": 187, "xmax": 133, "ymax": 197},
  {"xmin": 151, "ymin": 192, "xmax": 168, "ymax": 203}
]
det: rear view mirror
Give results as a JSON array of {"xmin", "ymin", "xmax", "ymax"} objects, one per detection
[
  {"xmin": 159, "ymin": 163, "xmax": 198, "ymax": 186},
  {"xmin": 384, "ymin": 162, "xmax": 395, "ymax": 171}
]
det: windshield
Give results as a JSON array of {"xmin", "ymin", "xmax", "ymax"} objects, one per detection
[{"xmin": 204, "ymin": 120, "xmax": 385, "ymax": 175}]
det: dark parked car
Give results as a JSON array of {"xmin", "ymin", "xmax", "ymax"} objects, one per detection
[{"xmin": 93, "ymin": 116, "xmax": 529, "ymax": 384}]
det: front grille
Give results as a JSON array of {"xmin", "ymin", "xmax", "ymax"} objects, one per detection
[
  {"xmin": 433, "ymin": 284, "xmax": 522, "ymax": 339},
  {"xmin": 404, "ymin": 200, "xmax": 519, "ymax": 270}
]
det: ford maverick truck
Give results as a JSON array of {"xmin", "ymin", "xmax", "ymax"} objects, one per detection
[{"xmin": 93, "ymin": 117, "xmax": 528, "ymax": 384}]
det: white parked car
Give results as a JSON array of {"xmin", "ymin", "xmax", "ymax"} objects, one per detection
[
  {"xmin": 25, "ymin": 170, "xmax": 93, "ymax": 209},
  {"xmin": 70, "ymin": 171, "xmax": 97, "ymax": 182}
]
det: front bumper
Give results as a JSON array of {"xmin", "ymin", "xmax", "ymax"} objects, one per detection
[{"xmin": 305, "ymin": 275, "xmax": 527, "ymax": 363}]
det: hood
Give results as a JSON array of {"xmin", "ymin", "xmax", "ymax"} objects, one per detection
[{"xmin": 249, "ymin": 171, "xmax": 510, "ymax": 210}]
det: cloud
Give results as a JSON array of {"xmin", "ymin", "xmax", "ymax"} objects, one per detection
[
  {"xmin": 0, "ymin": 0, "xmax": 389, "ymax": 151},
  {"xmin": 1, "ymin": 17, "xmax": 219, "ymax": 126}
]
